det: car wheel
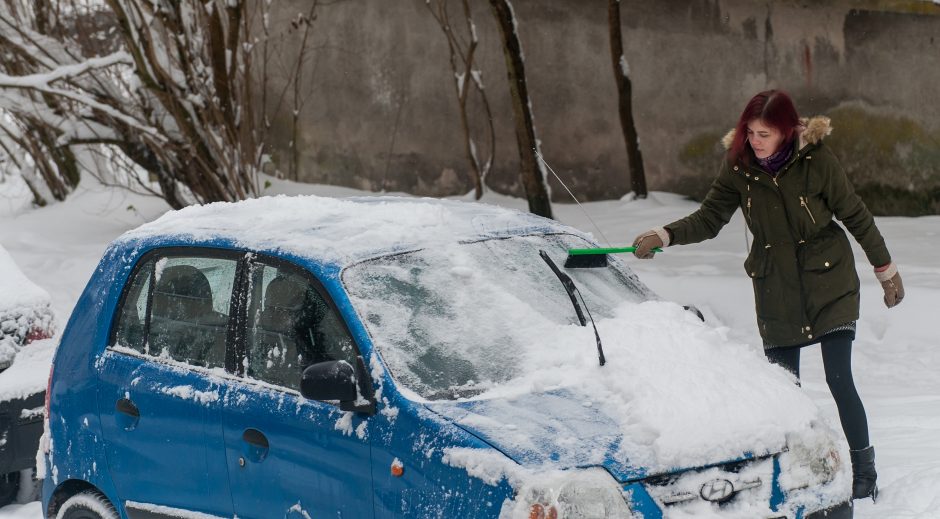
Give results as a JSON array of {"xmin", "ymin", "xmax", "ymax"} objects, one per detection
[
  {"xmin": 0, "ymin": 471, "xmax": 18, "ymax": 506},
  {"xmin": 55, "ymin": 490, "xmax": 119, "ymax": 519}
]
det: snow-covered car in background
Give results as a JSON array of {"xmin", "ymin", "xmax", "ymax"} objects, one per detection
[
  {"xmin": 43, "ymin": 196, "xmax": 851, "ymax": 518},
  {"xmin": 0, "ymin": 244, "xmax": 55, "ymax": 506}
]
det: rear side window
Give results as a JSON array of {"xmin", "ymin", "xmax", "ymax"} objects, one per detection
[
  {"xmin": 113, "ymin": 261, "xmax": 153, "ymax": 353},
  {"xmin": 112, "ymin": 253, "xmax": 238, "ymax": 370},
  {"xmin": 244, "ymin": 261, "xmax": 357, "ymax": 390}
]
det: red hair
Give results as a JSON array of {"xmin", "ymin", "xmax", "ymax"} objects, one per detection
[{"xmin": 727, "ymin": 90, "xmax": 800, "ymax": 165}]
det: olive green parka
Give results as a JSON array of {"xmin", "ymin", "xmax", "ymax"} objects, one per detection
[{"xmin": 664, "ymin": 117, "xmax": 891, "ymax": 348}]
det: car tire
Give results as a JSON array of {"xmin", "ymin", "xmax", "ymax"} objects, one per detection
[
  {"xmin": 0, "ymin": 471, "xmax": 18, "ymax": 506},
  {"xmin": 55, "ymin": 490, "xmax": 119, "ymax": 519}
]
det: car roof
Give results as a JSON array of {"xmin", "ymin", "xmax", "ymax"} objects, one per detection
[{"xmin": 116, "ymin": 195, "xmax": 589, "ymax": 268}]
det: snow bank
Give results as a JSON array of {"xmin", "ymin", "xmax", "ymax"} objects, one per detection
[{"xmin": 0, "ymin": 245, "xmax": 50, "ymax": 312}]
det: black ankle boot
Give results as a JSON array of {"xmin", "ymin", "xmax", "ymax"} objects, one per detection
[{"xmin": 850, "ymin": 445, "xmax": 878, "ymax": 502}]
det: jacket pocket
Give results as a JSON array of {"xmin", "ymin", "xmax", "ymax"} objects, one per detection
[
  {"xmin": 799, "ymin": 226, "xmax": 859, "ymax": 321},
  {"xmin": 744, "ymin": 247, "xmax": 772, "ymax": 278},
  {"xmin": 745, "ymin": 247, "xmax": 774, "ymax": 321},
  {"xmin": 800, "ymin": 229, "xmax": 844, "ymax": 272}
]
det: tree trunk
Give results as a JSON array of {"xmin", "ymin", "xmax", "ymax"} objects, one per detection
[
  {"xmin": 117, "ymin": 139, "xmax": 187, "ymax": 210},
  {"xmin": 608, "ymin": 0, "xmax": 647, "ymax": 199},
  {"xmin": 488, "ymin": 0, "xmax": 552, "ymax": 219}
]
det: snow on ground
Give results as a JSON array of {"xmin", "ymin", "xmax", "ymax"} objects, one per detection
[{"xmin": 0, "ymin": 174, "xmax": 938, "ymax": 518}]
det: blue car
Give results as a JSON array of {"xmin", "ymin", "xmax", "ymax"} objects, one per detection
[{"xmin": 41, "ymin": 196, "xmax": 852, "ymax": 518}]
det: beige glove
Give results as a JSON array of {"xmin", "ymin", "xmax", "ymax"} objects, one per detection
[
  {"xmin": 875, "ymin": 263, "xmax": 904, "ymax": 308},
  {"xmin": 632, "ymin": 227, "xmax": 670, "ymax": 259}
]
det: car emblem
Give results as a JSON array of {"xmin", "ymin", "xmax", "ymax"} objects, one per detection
[{"xmin": 700, "ymin": 479, "xmax": 735, "ymax": 502}]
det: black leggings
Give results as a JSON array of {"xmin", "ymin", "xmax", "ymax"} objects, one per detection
[{"xmin": 764, "ymin": 335, "xmax": 870, "ymax": 450}]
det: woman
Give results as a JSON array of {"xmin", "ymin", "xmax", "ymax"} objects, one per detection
[{"xmin": 632, "ymin": 90, "xmax": 903, "ymax": 502}]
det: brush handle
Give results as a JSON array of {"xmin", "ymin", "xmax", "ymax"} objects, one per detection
[{"xmin": 567, "ymin": 246, "xmax": 663, "ymax": 255}]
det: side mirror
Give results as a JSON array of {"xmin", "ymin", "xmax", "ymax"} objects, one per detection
[
  {"xmin": 300, "ymin": 359, "xmax": 375, "ymax": 415},
  {"xmin": 301, "ymin": 360, "xmax": 357, "ymax": 401}
]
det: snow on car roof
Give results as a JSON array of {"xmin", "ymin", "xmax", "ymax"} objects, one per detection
[
  {"xmin": 0, "ymin": 244, "xmax": 51, "ymax": 312},
  {"xmin": 118, "ymin": 195, "xmax": 582, "ymax": 265}
]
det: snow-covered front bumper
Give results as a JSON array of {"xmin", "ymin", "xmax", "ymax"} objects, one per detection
[{"xmin": 494, "ymin": 452, "xmax": 852, "ymax": 519}]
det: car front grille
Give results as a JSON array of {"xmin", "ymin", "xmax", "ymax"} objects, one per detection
[{"xmin": 643, "ymin": 455, "xmax": 775, "ymax": 510}]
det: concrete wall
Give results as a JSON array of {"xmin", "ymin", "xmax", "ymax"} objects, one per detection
[{"xmin": 264, "ymin": 0, "xmax": 940, "ymax": 215}]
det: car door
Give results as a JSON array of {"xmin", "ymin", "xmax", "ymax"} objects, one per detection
[
  {"xmin": 219, "ymin": 256, "xmax": 374, "ymax": 519},
  {"xmin": 97, "ymin": 250, "xmax": 240, "ymax": 518}
]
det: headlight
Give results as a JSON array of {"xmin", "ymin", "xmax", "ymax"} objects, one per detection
[
  {"xmin": 511, "ymin": 468, "xmax": 635, "ymax": 519},
  {"xmin": 778, "ymin": 433, "xmax": 842, "ymax": 491}
]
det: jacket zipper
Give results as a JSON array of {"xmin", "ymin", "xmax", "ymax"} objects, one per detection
[
  {"xmin": 799, "ymin": 196, "xmax": 817, "ymax": 225},
  {"xmin": 771, "ymin": 176, "xmax": 811, "ymax": 336},
  {"xmin": 746, "ymin": 184, "xmax": 752, "ymax": 224}
]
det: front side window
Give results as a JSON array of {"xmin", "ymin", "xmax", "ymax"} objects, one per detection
[
  {"xmin": 112, "ymin": 252, "xmax": 238, "ymax": 370},
  {"xmin": 244, "ymin": 261, "xmax": 357, "ymax": 391}
]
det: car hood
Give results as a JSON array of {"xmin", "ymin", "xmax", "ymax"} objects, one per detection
[{"xmin": 424, "ymin": 389, "xmax": 762, "ymax": 482}]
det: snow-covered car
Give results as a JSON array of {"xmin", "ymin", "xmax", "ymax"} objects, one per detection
[
  {"xmin": 43, "ymin": 196, "xmax": 851, "ymax": 518},
  {"xmin": 0, "ymin": 244, "xmax": 55, "ymax": 505}
]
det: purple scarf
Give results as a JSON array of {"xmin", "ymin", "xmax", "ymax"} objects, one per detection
[{"xmin": 756, "ymin": 143, "xmax": 793, "ymax": 176}]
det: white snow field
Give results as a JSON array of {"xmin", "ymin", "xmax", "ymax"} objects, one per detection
[{"xmin": 0, "ymin": 174, "xmax": 937, "ymax": 518}]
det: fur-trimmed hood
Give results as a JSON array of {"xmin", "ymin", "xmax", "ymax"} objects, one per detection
[{"xmin": 721, "ymin": 116, "xmax": 832, "ymax": 151}]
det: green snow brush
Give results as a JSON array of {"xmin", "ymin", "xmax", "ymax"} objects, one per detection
[{"xmin": 564, "ymin": 246, "xmax": 663, "ymax": 269}]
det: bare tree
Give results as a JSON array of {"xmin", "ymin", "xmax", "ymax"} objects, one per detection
[
  {"xmin": 426, "ymin": 0, "xmax": 495, "ymax": 200},
  {"xmin": 608, "ymin": 0, "xmax": 647, "ymax": 199},
  {"xmin": 250, "ymin": 3, "xmax": 323, "ymax": 182},
  {"xmin": 488, "ymin": 0, "xmax": 552, "ymax": 219},
  {"xmin": 0, "ymin": 0, "xmax": 321, "ymax": 209},
  {"xmin": 0, "ymin": 1, "xmax": 101, "ymax": 205},
  {"xmin": 272, "ymin": 4, "xmax": 319, "ymax": 181}
]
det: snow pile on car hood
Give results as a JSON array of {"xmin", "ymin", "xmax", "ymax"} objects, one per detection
[
  {"xmin": 425, "ymin": 300, "xmax": 824, "ymax": 474},
  {"xmin": 119, "ymin": 195, "xmax": 564, "ymax": 265},
  {"xmin": 428, "ymin": 300, "xmax": 851, "ymax": 515}
]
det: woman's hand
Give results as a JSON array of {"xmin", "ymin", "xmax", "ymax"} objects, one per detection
[
  {"xmin": 632, "ymin": 228, "xmax": 668, "ymax": 259},
  {"xmin": 881, "ymin": 272, "xmax": 904, "ymax": 308},
  {"xmin": 875, "ymin": 263, "xmax": 904, "ymax": 308}
]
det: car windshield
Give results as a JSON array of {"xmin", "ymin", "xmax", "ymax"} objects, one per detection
[{"xmin": 342, "ymin": 233, "xmax": 650, "ymax": 400}]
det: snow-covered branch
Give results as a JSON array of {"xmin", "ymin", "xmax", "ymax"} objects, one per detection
[
  {"xmin": 0, "ymin": 0, "xmax": 277, "ymax": 208},
  {"xmin": 0, "ymin": 52, "xmax": 131, "ymax": 89}
]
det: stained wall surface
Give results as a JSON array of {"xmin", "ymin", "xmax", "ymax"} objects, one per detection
[{"xmin": 264, "ymin": 0, "xmax": 940, "ymax": 214}]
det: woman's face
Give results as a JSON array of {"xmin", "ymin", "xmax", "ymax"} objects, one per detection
[{"xmin": 746, "ymin": 119, "xmax": 785, "ymax": 159}]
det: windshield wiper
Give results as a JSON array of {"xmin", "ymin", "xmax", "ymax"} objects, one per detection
[{"xmin": 539, "ymin": 250, "xmax": 606, "ymax": 366}]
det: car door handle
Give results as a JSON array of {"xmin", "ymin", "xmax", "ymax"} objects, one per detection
[
  {"xmin": 116, "ymin": 398, "xmax": 140, "ymax": 418},
  {"xmin": 242, "ymin": 428, "xmax": 269, "ymax": 449}
]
